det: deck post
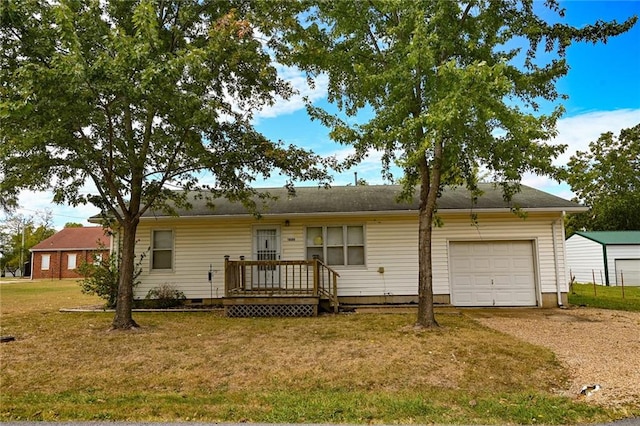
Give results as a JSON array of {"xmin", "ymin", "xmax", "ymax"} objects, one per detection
[
  {"xmin": 239, "ymin": 256, "xmax": 246, "ymax": 290},
  {"xmin": 312, "ymin": 257, "xmax": 319, "ymax": 296},
  {"xmin": 224, "ymin": 255, "xmax": 230, "ymax": 296},
  {"xmin": 332, "ymin": 272, "xmax": 338, "ymax": 313}
]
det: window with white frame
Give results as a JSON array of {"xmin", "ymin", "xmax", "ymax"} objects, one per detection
[
  {"xmin": 306, "ymin": 225, "xmax": 365, "ymax": 266},
  {"xmin": 41, "ymin": 254, "xmax": 50, "ymax": 270},
  {"xmin": 67, "ymin": 253, "xmax": 77, "ymax": 269},
  {"xmin": 152, "ymin": 230, "xmax": 173, "ymax": 270}
]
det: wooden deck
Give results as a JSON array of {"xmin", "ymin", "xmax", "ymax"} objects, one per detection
[{"xmin": 223, "ymin": 257, "xmax": 340, "ymax": 317}]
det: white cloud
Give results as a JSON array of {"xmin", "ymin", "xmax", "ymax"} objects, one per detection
[
  {"xmin": 522, "ymin": 108, "xmax": 640, "ymax": 198},
  {"xmin": 553, "ymin": 109, "xmax": 640, "ymax": 166},
  {"xmin": 15, "ymin": 181, "xmax": 101, "ymax": 230},
  {"xmin": 255, "ymin": 66, "xmax": 329, "ymax": 120}
]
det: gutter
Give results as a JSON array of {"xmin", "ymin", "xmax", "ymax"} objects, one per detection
[{"xmin": 124, "ymin": 206, "xmax": 589, "ymax": 222}]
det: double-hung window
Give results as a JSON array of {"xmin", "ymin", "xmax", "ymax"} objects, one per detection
[
  {"xmin": 41, "ymin": 254, "xmax": 50, "ymax": 270},
  {"xmin": 152, "ymin": 230, "xmax": 173, "ymax": 270},
  {"xmin": 306, "ymin": 225, "xmax": 365, "ymax": 266},
  {"xmin": 67, "ymin": 253, "xmax": 77, "ymax": 270}
]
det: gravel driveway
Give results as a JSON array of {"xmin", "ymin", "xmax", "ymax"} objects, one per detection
[{"xmin": 468, "ymin": 307, "xmax": 640, "ymax": 409}]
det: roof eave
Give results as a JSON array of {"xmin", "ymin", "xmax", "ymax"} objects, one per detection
[
  {"xmin": 29, "ymin": 247, "xmax": 108, "ymax": 252},
  {"xmin": 136, "ymin": 206, "xmax": 584, "ymax": 221}
]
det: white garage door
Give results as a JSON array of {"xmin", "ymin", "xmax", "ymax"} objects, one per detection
[
  {"xmin": 450, "ymin": 241, "xmax": 537, "ymax": 307},
  {"xmin": 615, "ymin": 259, "xmax": 640, "ymax": 286}
]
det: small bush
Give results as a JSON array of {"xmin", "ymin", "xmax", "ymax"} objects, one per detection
[
  {"xmin": 77, "ymin": 249, "xmax": 145, "ymax": 309},
  {"xmin": 142, "ymin": 283, "xmax": 186, "ymax": 309},
  {"xmin": 77, "ymin": 255, "xmax": 119, "ymax": 308}
]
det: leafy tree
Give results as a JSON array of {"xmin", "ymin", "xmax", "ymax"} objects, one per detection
[
  {"xmin": 0, "ymin": 211, "xmax": 55, "ymax": 275},
  {"xmin": 1, "ymin": 0, "xmax": 329, "ymax": 328},
  {"xmin": 285, "ymin": 1, "xmax": 636, "ymax": 327},
  {"xmin": 64, "ymin": 222, "xmax": 84, "ymax": 228},
  {"xmin": 565, "ymin": 124, "xmax": 640, "ymax": 236}
]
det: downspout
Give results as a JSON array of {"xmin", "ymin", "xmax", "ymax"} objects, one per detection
[
  {"xmin": 552, "ymin": 215, "xmax": 564, "ymax": 307},
  {"xmin": 29, "ymin": 251, "xmax": 34, "ymax": 281}
]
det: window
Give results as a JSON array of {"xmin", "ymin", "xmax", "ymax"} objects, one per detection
[
  {"xmin": 306, "ymin": 225, "xmax": 365, "ymax": 266},
  {"xmin": 41, "ymin": 254, "xmax": 50, "ymax": 270},
  {"xmin": 67, "ymin": 253, "xmax": 77, "ymax": 270},
  {"xmin": 152, "ymin": 230, "xmax": 173, "ymax": 270}
]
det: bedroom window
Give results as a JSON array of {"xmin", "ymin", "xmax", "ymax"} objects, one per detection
[
  {"xmin": 152, "ymin": 230, "xmax": 173, "ymax": 270},
  {"xmin": 306, "ymin": 225, "xmax": 365, "ymax": 266}
]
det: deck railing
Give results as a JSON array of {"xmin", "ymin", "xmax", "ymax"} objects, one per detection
[{"xmin": 224, "ymin": 257, "xmax": 340, "ymax": 311}]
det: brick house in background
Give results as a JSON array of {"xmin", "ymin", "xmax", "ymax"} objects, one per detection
[{"xmin": 30, "ymin": 227, "xmax": 111, "ymax": 280}]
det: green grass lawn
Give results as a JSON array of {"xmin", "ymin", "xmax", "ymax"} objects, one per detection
[
  {"xmin": 569, "ymin": 282, "xmax": 640, "ymax": 312},
  {"xmin": 0, "ymin": 279, "xmax": 634, "ymax": 424}
]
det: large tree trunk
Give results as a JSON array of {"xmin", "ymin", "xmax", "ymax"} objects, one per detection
[
  {"xmin": 416, "ymin": 147, "xmax": 443, "ymax": 328},
  {"xmin": 112, "ymin": 218, "xmax": 140, "ymax": 330}
]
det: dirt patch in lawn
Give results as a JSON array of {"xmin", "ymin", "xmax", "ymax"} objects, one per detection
[{"xmin": 469, "ymin": 307, "xmax": 640, "ymax": 409}]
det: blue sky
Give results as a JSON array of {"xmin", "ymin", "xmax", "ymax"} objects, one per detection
[{"xmin": 11, "ymin": 0, "xmax": 640, "ymax": 230}]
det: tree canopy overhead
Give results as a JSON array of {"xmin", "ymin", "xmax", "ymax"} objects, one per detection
[
  {"xmin": 285, "ymin": 0, "xmax": 636, "ymax": 326},
  {"xmin": 565, "ymin": 124, "xmax": 640, "ymax": 236},
  {"xmin": 1, "ymin": 0, "xmax": 329, "ymax": 328}
]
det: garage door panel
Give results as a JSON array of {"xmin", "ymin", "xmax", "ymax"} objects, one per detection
[
  {"xmin": 491, "ymin": 245, "xmax": 511, "ymax": 255},
  {"xmin": 493, "ymin": 258, "xmax": 511, "ymax": 270},
  {"xmin": 492, "ymin": 274, "xmax": 512, "ymax": 286},
  {"xmin": 450, "ymin": 241, "xmax": 537, "ymax": 307},
  {"xmin": 454, "ymin": 244, "xmax": 475, "ymax": 256},
  {"xmin": 473, "ymin": 291, "xmax": 494, "ymax": 305},
  {"xmin": 451, "ymin": 257, "xmax": 472, "ymax": 270},
  {"xmin": 512, "ymin": 258, "xmax": 534, "ymax": 269},
  {"xmin": 615, "ymin": 259, "xmax": 640, "ymax": 286},
  {"xmin": 473, "ymin": 258, "xmax": 491, "ymax": 269}
]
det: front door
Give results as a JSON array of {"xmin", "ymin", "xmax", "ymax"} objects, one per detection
[{"xmin": 252, "ymin": 226, "xmax": 280, "ymax": 287}]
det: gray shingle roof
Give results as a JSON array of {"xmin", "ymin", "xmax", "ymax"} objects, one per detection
[{"xmin": 140, "ymin": 184, "xmax": 584, "ymax": 218}]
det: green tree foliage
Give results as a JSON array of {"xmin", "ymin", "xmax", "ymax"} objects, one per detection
[
  {"xmin": 0, "ymin": 0, "xmax": 329, "ymax": 328},
  {"xmin": 77, "ymin": 253, "xmax": 121, "ymax": 309},
  {"xmin": 565, "ymin": 124, "xmax": 640, "ymax": 236},
  {"xmin": 285, "ymin": 0, "xmax": 636, "ymax": 326},
  {"xmin": 78, "ymin": 247, "xmax": 145, "ymax": 309},
  {"xmin": 64, "ymin": 222, "xmax": 84, "ymax": 228},
  {"xmin": 0, "ymin": 211, "xmax": 56, "ymax": 275}
]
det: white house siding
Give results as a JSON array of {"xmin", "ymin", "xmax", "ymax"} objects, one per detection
[
  {"xmin": 606, "ymin": 245, "xmax": 640, "ymax": 286},
  {"xmin": 133, "ymin": 218, "xmax": 255, "ymax": 300},
  {"xmin": 565, "ymin": 235, "xmax": 606, "ymax": 285},
  {"xmin": 335, "ymin": 217, "xmax": 418, "ymax": 297},
  {"xmin": 132, "ymin": 211, "xmax": 565, "ymax": 304}
]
